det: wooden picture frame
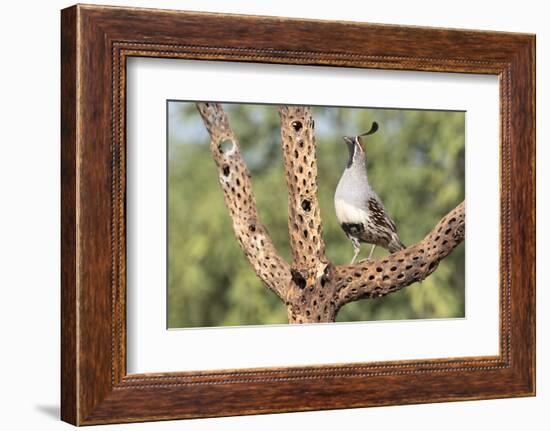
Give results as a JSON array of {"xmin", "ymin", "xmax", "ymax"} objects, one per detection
[{"xmin": 61, "ymin": 4, "xmax": 535, "ymax": 425}]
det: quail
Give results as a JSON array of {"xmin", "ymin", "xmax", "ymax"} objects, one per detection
[{"xmin": 334, "ymin": 122, "xmax": 405, "ymax": 264}]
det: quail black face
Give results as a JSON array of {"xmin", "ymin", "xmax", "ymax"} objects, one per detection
[{"xmin": 343, "ymin": 136, "xmax": 360, "ymax": 168}]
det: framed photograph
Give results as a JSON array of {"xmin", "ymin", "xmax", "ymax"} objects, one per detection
[{"xmin": 61, "ymin": 4, "xmax": 535, "ymax": 425}]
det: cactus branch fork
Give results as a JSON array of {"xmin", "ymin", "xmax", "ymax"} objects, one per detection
[{"xmin": 197, "ymin": 102, "xmax": 465, "ymax": 324}]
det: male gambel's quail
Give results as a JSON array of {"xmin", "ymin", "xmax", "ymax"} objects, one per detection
[{"xmin": 334, "ymin": 122, "xmax": 405, "ymax": 264}]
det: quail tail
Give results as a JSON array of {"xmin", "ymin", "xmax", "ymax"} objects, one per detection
[{"xmin": 388, "ymin": 236, "xmax": 406, "ymax": 253}]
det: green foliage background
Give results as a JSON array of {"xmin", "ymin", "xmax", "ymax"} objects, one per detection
[{"xmin": 167, "ymin": 102, "xmax": 465, "ymax": 328}]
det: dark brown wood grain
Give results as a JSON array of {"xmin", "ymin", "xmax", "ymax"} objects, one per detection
[
  {"xmin": 61, "ymin": 4, "xmax": 536, "ymax": 425},
  {"xmin": 60, "ymin": 6, "xmax": 77, "ymax": 425}
]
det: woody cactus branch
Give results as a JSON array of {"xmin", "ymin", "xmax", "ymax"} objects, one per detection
[
  {"xmin": 278, "ymin": 106, "xmax": 336, "ymax": 323},
  {"xmin": 196, "ymin": 102, "xmax": 465, "ymax": 324},
  {"xmin": 279, "ymin": 106, "xmax": 327, "ymax": 267},
  {"xmin": 196, "ymin": 102, "xmax": 291, "ymax": 300}
]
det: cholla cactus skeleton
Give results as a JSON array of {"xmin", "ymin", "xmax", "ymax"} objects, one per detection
[{"xmin": 197, "ymin": 103, "xmax": 465, "ymax": 324}]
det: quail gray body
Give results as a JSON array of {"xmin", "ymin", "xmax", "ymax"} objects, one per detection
[{"xmin": 334, "ymin": 122, "xmax": 405, "ymax": 264}]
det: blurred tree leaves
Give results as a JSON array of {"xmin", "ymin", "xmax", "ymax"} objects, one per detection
[{"xmin": 167, "ymin": 102, "xmax": 465, "ymax": 328}]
